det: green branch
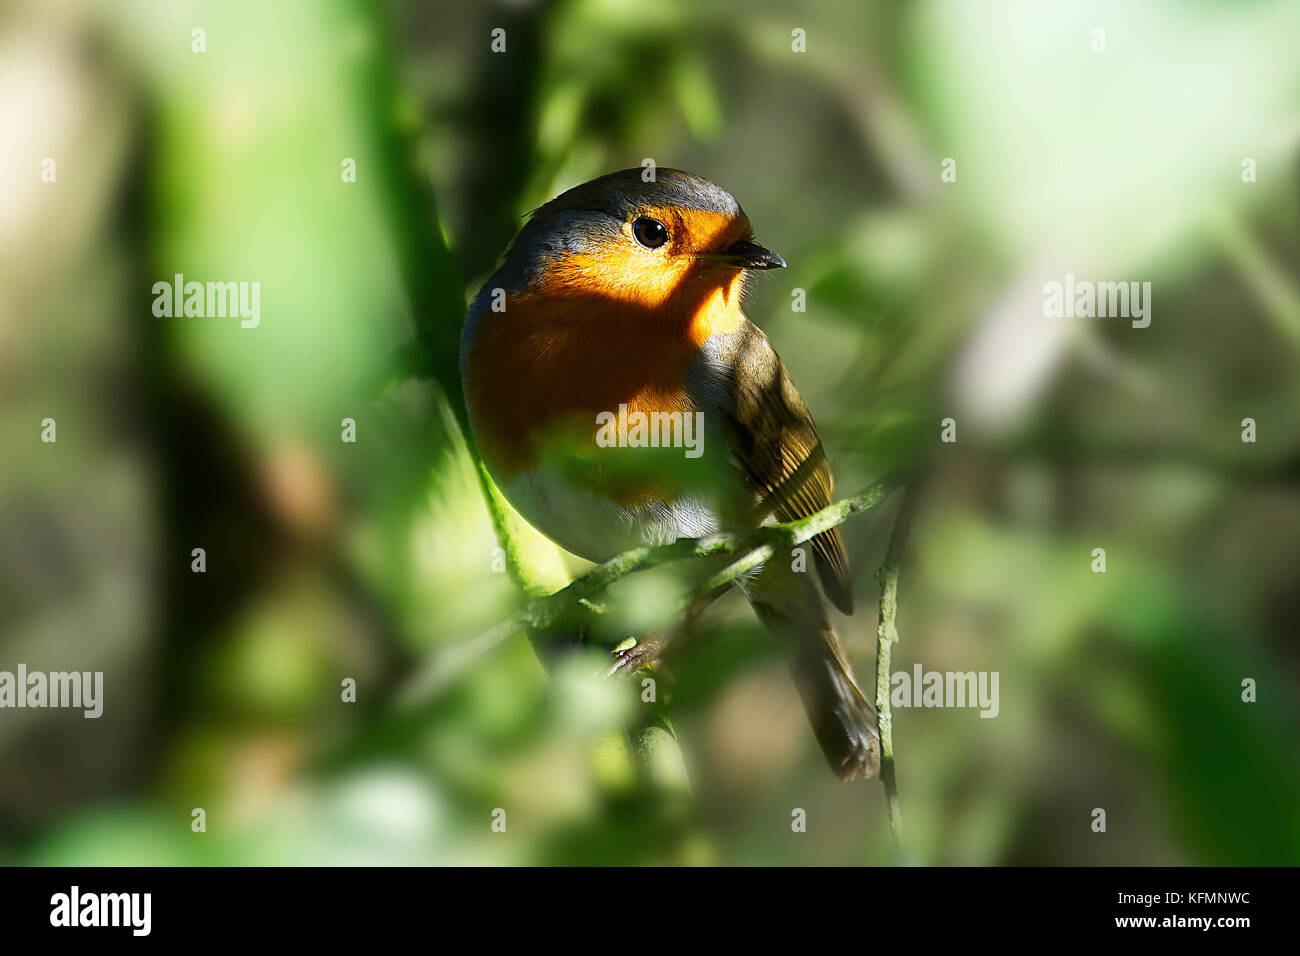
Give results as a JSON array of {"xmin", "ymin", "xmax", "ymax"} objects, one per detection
[{"xmin": 398, "ymin": 474, "xmax": 901, "ymax": 705}]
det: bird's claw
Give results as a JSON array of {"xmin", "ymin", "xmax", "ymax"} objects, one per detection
[{"xmin": 604, "ymin": 637, "xmax": 663, "ymax": 678}]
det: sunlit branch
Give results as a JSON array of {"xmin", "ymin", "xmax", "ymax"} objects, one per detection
[{"xmin": 398, "ymin": 474, "xmax": 902, "ymax": 705}]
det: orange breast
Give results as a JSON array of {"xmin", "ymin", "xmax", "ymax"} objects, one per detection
[{"xmin": 464, "ymin": 262, "xmax": 746, "ymax": 506}]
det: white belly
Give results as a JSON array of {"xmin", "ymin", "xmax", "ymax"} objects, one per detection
[{"xmin": 500, "ymin": 463, "xmax": 723, "ymax": 564}]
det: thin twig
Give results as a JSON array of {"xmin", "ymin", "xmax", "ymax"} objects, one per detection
[{"xmin": 874, "ymin": 485, "xmax": 917, "ymax": 860}]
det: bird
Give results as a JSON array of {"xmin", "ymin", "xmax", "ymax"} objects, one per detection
[{"xmin": 460, "ymin": 167, "xmax": 880, "ymax": 780}]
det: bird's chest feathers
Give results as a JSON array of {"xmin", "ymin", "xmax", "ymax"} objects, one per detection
[{"xmin": 467, "ymin": 281, "xmax": 743, "ymax": 479}]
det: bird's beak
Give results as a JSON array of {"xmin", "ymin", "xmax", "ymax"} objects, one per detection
[{"xmin": 704, "ymin": 239, "xmax": 787, "ymax": 271}]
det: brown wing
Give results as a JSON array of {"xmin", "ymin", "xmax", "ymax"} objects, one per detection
[{"xmin": 708, "ymin": 321, "xmax": 854, "ymax": 614}]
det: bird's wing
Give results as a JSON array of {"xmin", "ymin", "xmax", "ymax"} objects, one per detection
[{"xmin": 699, "ymin": 320, "xmax": 854, "ymax": 614}]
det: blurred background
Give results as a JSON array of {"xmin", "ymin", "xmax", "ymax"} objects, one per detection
[{"xmin": 2, "ymin": 0, "xmax": 1298, "ymax": 865}]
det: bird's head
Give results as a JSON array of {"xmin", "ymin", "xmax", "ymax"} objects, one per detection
[{"xmin": 498, "ymin": 168, "xmax": 785, "ymax": 314}]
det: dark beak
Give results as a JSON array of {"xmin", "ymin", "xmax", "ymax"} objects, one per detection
[{"xmin": 709, "ymin": 239, "xmax": 787, "ymax": 270}]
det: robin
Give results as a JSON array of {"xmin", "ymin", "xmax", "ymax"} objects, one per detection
[{"xmin": 460, "ymin": 168, "xmax": 879, "ymax": 780}]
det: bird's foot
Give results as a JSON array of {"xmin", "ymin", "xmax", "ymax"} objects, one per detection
[{"xmin": 605, "ymin": 636, "xmax": 664, "ymax": 678}]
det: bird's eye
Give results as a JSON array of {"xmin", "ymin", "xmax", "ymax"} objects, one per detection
[{"xmin": 632, "ymin": 217, "xmax": 668, "ymax": 249}]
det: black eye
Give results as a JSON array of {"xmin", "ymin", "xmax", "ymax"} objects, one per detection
[{"xmin": 632, "ymin": 217, "xmax": 668, "ymax": 249}]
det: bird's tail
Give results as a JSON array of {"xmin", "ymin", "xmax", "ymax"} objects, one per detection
[{"xmin": 746, "ymin": 565, "xmax": 880, "ymax": 781}]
